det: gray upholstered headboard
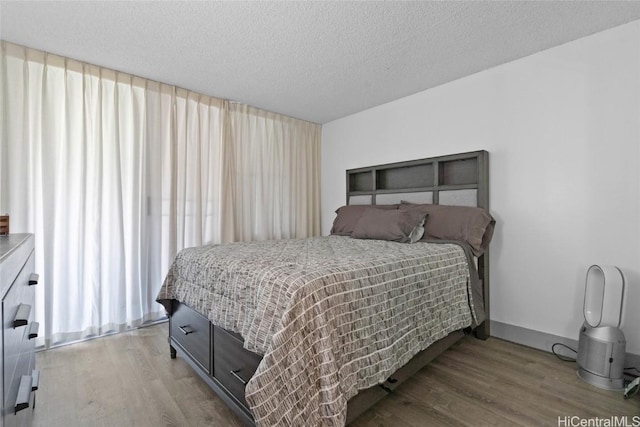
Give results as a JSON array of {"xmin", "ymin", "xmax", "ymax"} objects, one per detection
[{"xmin": 345, "ymin": 150, "xmax": 491, "ymax": 338}]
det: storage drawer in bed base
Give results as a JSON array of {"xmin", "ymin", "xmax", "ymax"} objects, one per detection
[
  {"xmin": 169, "ymin": 303, "xmax": 210, "ymax": 374},
  {"xmin": 212, "ymin": 326, "xmax": 262, "ymax": 408},
  {"xmin": 168, "ymin": 303, "xmax": 258, "ymax": 426},
  {"xmin": 169, "ymin": 337, "xmax": 256, "ymax": 427}
]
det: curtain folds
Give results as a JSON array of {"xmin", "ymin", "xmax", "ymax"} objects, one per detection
[
  {"xmin": 223, "ymin": 103, "xmax": 321, "ymax": 242},
  {"xmin": 0, "ymin": 41, "xmax": 321, "ymax": 348}
]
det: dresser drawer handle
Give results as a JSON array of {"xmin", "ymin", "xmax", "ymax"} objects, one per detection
[
  {"xmin": 32, "ymin": 369, "xmax": 40, "ymax": 391},
  {"xmin": 230, "ymin": 369, "xmax": 248, "ymax": 385},
  {"xmin": 28, "ymin": 273, "xmax": 39, "ymax": 286},
  {"xmin": 15, "ymin": 375, "xmax": 32, "ymax": 413},
  {"xmin": 13, "ymin": 304, "xmax": 31, "ymax": 328},
  {"xmin": 28, "ymin": 321, "xmax": 39, "ymax": 339},
  {"xmin": 178, "ymin": 325, "xmax": 195, "ymax": 335}
]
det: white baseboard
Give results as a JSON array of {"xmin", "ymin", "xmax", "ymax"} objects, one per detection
[{"xmin": 490, "ymin": 320, "xmax": 640, "ymax": 372}]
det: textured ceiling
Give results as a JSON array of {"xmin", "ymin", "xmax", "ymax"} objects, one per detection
[{"xmin": 1, "ymin": 1, "xmax": 639, "ymax": 124}]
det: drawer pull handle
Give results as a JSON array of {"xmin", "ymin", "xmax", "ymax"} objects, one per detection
[
  {"xmin": 28, "ymin": 273, "xmax": 39, "ymax": 286},
  {"xmin": 178, "ymin": 325, "xmax": 195, "ymax": 335},
  {"xmin": 32, "ymin": 369, "xmax": 40, "ymax": 391},
  {"xmin": 15, "ymin": 375, "xmax": 32, "ymax": 413},
  {"xmin": 14, "ymin": 304, "xmax": 31, "ymax": 328},
  {"xmin": 230, "ymin": 369, "xmax": 248, "ymax": 385},
  {"xmin": 28, "ymin": 321, "xmax": 39, "ymax": 339}
]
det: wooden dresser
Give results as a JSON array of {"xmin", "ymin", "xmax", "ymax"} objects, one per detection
[{"xmin": 0, "ymin": 234, "xmax": 39, "ymax": 427}]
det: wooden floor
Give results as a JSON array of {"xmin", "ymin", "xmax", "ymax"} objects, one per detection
[{"xmin": 33, "ymin": 322, "xmax": 639, "ymax": 427}]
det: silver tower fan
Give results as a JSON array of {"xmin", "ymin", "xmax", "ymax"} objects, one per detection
[{"xmin": 576, "ymin": 265, "xmax": 626, "ymax": 390}]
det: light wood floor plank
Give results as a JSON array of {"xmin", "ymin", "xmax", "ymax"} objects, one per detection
[{"xmin": 32, "ymin": 323, "xmax": 639, "ymax": 426}]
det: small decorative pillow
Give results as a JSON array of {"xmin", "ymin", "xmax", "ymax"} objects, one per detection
[
  {"xmin": 351, "ymin": 207, "xmax": 427, "ymax": 243},
  {"xmin": 408, "ymin": 217, "xmax": 426, "ymax": 243},
  {"xmin": 399, "ymin": 202, "xmax": 495, "ymax": 256},
  {"xmin": 330, "ymin": 204, "xmax": 398, "ymax": 236}
]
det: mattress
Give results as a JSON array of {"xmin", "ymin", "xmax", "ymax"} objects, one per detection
[{"xmin": 157, "ymin": 235, "xmax": 482, "ymax": 426}]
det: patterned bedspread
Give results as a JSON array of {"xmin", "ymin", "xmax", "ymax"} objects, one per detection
[{"xmin": 156, "ymin": 236, "xmax": 481, "ymax": 426}]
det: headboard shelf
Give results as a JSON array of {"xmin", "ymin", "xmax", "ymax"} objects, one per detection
[
  {"xmin": 346, "ymin": 150, "xmax": 488, "ymax": 210},
  {"xmin": 370, "ymin": 183, "xmax": 480, "ymax": 194},
  {"xmin": 436, "ymin": 183, "xmax": 479, "ymax": 191},
  {"xmin": 376, "ymin": 163, "xmax": 435, "ymax": 190},
  {"xmin": 348, "ymin": 172, "xmax": 374, "ymax": 192},
  {"xmin": 438, "ymin": 157, "xmax": 478, "ymax": 186},
  {"xmin": 375, "ymin": 187, "xmax": 435, "ymax": 194}
]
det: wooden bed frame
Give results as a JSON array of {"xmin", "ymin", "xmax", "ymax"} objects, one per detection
[{"xmin": 167, "ymin": 150, "xmax": 491, "ymax": 425}]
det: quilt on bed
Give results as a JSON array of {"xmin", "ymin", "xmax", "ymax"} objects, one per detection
[{"xmin": 156, "ymin": 235, "xmax": 481, "ymax": 426}]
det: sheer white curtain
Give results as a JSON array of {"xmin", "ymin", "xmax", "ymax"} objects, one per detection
[
  {"xmin": 1, "ymin": 42, "xmax": 320, "ymax": 348},
  {"xmin": 1, "ymin": 47, "xmax": 155, "ymax": 346}
]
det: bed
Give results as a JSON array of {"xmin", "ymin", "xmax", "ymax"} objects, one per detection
[{"xmin": 156, "ymin": 150, "xmax": 493, "ymax": 426}]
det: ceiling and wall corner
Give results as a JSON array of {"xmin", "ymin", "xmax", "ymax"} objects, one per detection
[{"xmin": 1, "ymin": 1, "xmax": 639, "ymax": 124}]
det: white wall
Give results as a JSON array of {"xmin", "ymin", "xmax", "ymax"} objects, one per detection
[{"xmin": 321, "ymin": 21, "xmax": 640, "ymax": 354}]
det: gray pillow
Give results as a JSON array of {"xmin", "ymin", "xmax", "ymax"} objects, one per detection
[
  {"xmin": 399, "ymin": 202, "xmax": 495, "ymax": 256},
  {"xmin": 351, "ymin": 208, "xmax": 427, "ymax": 243},
  {"xmin": 330, "ymin": 204, "xmax": 398, "ymax": 236}
]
